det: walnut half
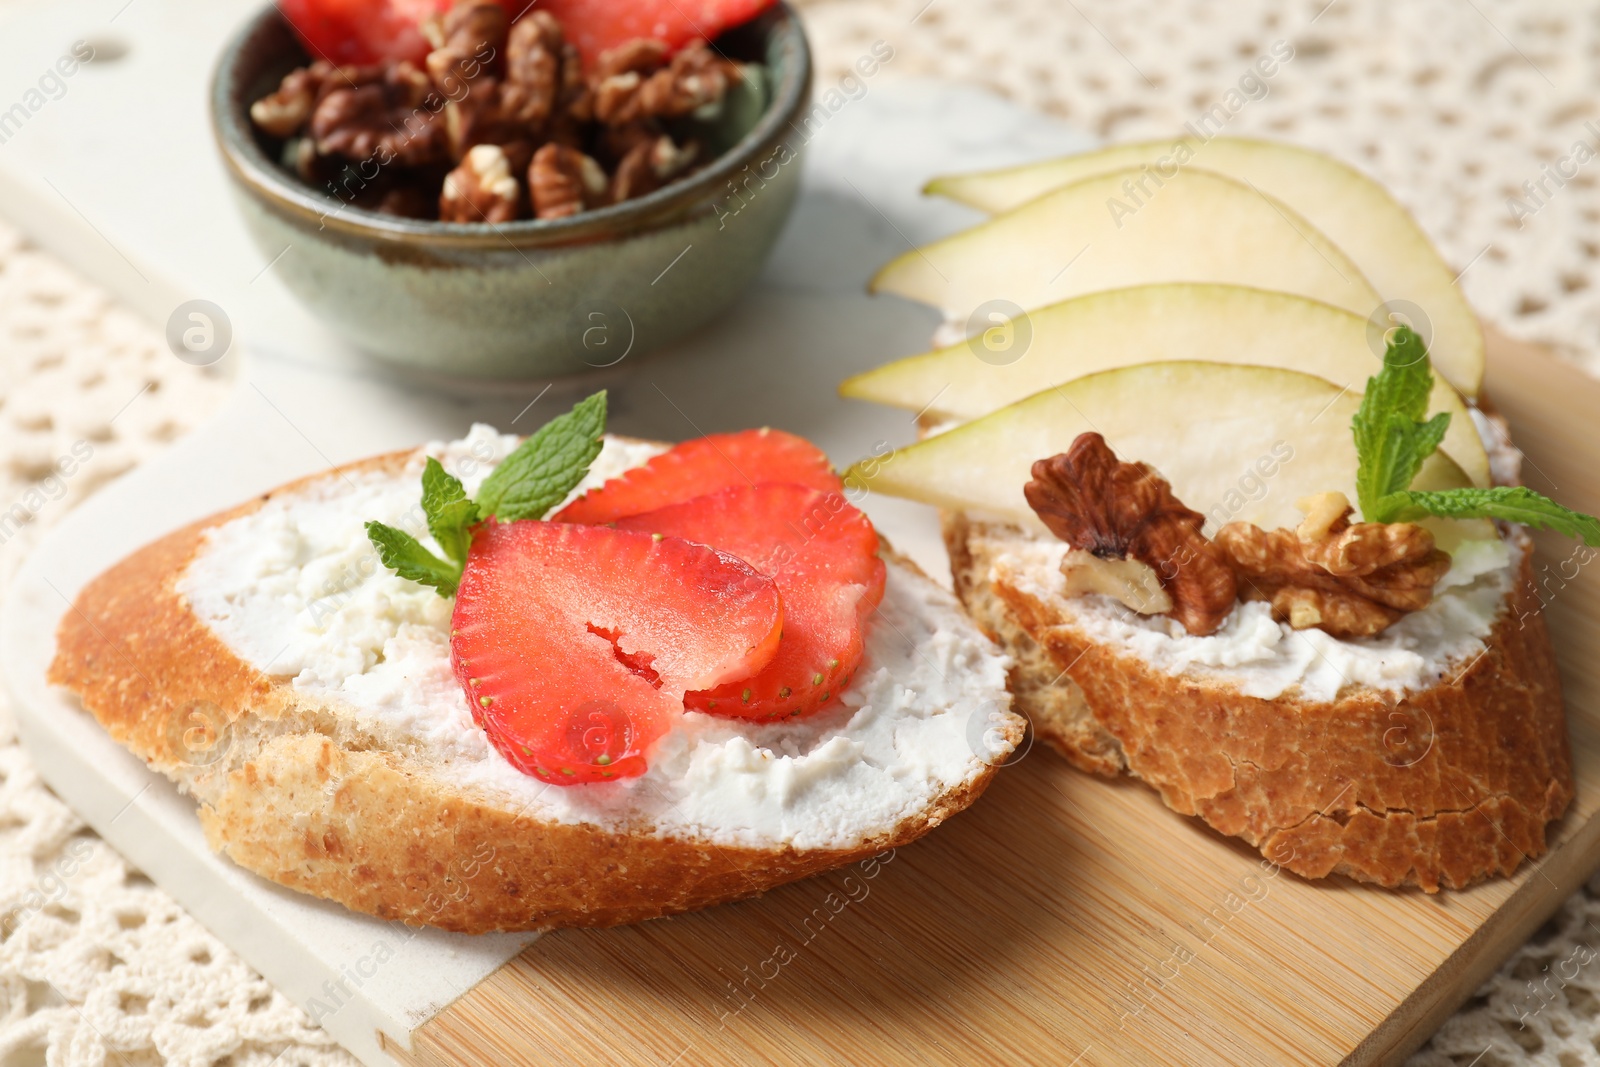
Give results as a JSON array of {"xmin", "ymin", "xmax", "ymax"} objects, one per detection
[
  {"xmin": 609, "ymin": 135, "xmax": 698, "ymax": 203},
  {"xmin": 1215, "ymin": 492, "xmax": 1452, "ymax": 637},
  {"xmin": 528, "ymin": 143, "xmax": 608, "ymax": 219},
  {"xmin": 1025, "ymin": 433, "xmax": 1238, "ymax": 636},
  {"xmin": 250, "ymin": 64, "xmax": 323, "ymax": 137},
  {"xmin": 440, "ymin": 143, "xmax": 521, "ymax": 223},
  {"xmin": 590, "ymin": 39, "xmax": 740, "ymax": 125}
]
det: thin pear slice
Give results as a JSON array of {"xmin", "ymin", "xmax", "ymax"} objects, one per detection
[
  {"xmin": 846, "ymin": 360, "xmax": 1492, "ymax": 548},
  {"xmin": 840, "ymin": 283, "xmax": 1489, "ymax": 487},
  {"xmin": 925, "ymin": 137, "xmax": 1483, "ymax": 396},
  {"xmin": 870, "ymin": 167, "xmax": 1381, "ymax": 340}
]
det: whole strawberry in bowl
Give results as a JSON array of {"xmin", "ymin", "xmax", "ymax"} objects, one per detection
[
  {"xmin": 273, "ymin": 0, "xmax": 449, "ymax": 66},
  {"xmin": 210, "ymin": 0, "xmax": 811, "ymax": 379}
]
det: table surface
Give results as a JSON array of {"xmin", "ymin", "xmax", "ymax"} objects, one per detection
[{"xmin": 1, "ymin": 1, "xmax": 1598, "ymax": 1066}]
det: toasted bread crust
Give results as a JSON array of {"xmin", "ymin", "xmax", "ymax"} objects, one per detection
[
  {"xmin": 946, "ymin": 512, "xmax": 1125, "ymax": 777},
  {"xmin": 945, "ymin": 512, "xmax": 1573, "ymax": 892},
  {"xmin": 49, "ymin": 453, "xmax": 1012, "ymax": 933}
]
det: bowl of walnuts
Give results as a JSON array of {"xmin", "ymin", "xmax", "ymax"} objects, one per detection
[{"xmin": 211, "ymin": 0, "xmax": 812, "ymax": 379}]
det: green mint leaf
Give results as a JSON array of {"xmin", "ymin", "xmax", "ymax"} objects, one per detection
[
  {"xmin": 1410, "ymin": 411, "xmax": 1452, "ymax": 470},
  {"xmin": 1369, "ymin": 324, "xmax": 1434, "ymax": 423},
  {"xmin": 1352, "ymin": 325, "xmax": 1449, "ymax": 520},
  {"xmin": 420, "ymin": 457, "xmax": 479, "ymax": 565},
  {"xmin": 365, "ymin": 520, "xmax": 462, "ymax": 596},
  {"xmin": 1382, "ymin": 487, "xmax": 1600, "ymax": 545},
  {"xmin": 476, "ymin": 391, "xmax": 607, "ymax": 522}
]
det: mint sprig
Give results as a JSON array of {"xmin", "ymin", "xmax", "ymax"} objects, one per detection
[
  {"xmin": 365, "ymin": 519, "xmax": 466, "ymax": 597},
  {"xmin": 421, "ymin": 458, "xmax": 479, "ymax": 565},
  {"xmin": 1352, "ymin": 326, "xmax": 1452, "ymax": 520},
  {"xmin": 1354, "ymin": 329, "xmax": 1600, "ymax": 544},
  {"xmin": 364, "ymin": 392, "xmax": 608, "ymax": 597},
  {"xmin": 477, "ymin": 392, "xmax": 607, "ymax": 522},
  {"xmin": 1380, "ymin": 487, "xmax": 1600, "ymax": 543}
]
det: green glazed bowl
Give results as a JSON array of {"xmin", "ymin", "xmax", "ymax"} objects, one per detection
[{"xmin": 211, "ymin": 4, "xmax": 812, "ymax": 379}]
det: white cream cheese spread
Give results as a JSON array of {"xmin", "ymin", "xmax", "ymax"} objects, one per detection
[
  {"xmin": 987, "ymin": 529, "xmax": 1516, "ymax": 703},
  {"xmin": 179, "ymin": 426, "xmax": 1014, "ymax": 850}
]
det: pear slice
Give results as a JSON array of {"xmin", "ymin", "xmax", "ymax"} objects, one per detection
[
  {"xmin": 924, "ymin": 138, "xmax": 1483, "ymax": 396},
  {"xmin": 840, "ymin": 283, "xmax": 1489, "ymax": 487},
  {"xmin": 845, "ymin": 360, "xmax": 1492, "ymax": 547},
  {"xmin": 870, "ymin": 167, "xmax": 1382, "ymax": 343}
]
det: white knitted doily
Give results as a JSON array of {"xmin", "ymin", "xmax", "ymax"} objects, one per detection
[
  {"xmin": 2, "ymin": 0, "xmax": 1599, "ymax": 1064},
  {"xmin": 0, "ymin": 231, "xmax": 346, "ymax": 1065}
]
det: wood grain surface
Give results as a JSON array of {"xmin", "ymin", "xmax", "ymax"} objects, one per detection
[{"xmin": 389, "ymin": 330, "xmax": 1600, "ymax": 1067}]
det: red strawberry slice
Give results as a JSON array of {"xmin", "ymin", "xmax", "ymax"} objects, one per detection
[
  {"xmin": 450, "ymin": 521, "xmax": 782, "ymax": 784},
  {"xmin": 615, "ymin": 483, "xmax": 885, "ymax": 720},
  {"xmin": 279, "ymin": 0, "xmax": 450, "ymax": 66},
  {"xmin": 533, "ymin": 0, "xmax": 777, "ymax": 71},
  {"xmin": 555, "ymin": 428, "xmax": 840, "ymax": 526}
]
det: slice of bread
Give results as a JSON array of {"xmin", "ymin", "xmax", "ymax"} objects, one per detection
[
  {"xmin": 947, "ymin": 508, "xmax": 1572, "ymax": 892},
  {"xmin": 48, "ymin": 438, "xmax": 1020, "ymax": 934}
]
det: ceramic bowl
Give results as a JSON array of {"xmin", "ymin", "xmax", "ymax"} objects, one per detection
[{"xmin": 211, "ymin": 4, "xmax": 812, "ymax": 379}]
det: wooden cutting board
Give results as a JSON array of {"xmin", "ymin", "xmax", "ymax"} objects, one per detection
[{"xmin": 386, "ymin": 330, "xmax": 1600, "ymax": 1066}]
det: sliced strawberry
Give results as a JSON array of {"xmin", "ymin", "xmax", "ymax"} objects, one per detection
[
  {"xmin": 555, "ymin": 428, "xmax": 840, "ymax": 526},
  {"xmin": 615, "ymin": 484, "xmax": 885, "ymax": 720},
  {"xmin": 533, "ymin": 0, "xmax": 777, "ymax": 71},
  {"xmin": 279, "ymin": 0, "xmax": 451, "ymax": 65},
  {"xmin": 450, "ymin": 521, "xmax": 781, "ymax": 784},
  {"xmin": 278, "ymin": 0, "xmax": 774, "ymax": 77}
]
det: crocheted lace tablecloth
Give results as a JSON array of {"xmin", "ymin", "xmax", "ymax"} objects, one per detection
[{"xmin": 1, "ymin": 1, "xmax": 1597, "ymax": 1064}]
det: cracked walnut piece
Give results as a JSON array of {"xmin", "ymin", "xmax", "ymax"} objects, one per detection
[
  {"xmin": 1059, "ymin": 549, "xmax": 1174, "ymax": 616},
  {"xmin": 1025, "ymin": 433, "xmax": 1239, "ymax": 636},
  {"xmin": 440, "ymin": 143, "xmax": 521, "ymax": 223},
  {"xmin": 501, "ymin": 11, "xmax": 568, "ymax": 127},
  {"xmin": 250, "ymin": 65, "xmax": 324, "ymax": 138},
  {"xmin": 440, "ymin": 77, "xmax": 524, "ymax": 161},
  {"xmin": 529, "ymin": 142, "xmax": 608, "ymax": 219},
  {"xmin": 1215, "ymin": 492, "xmax": 1453, "ymax": 638},
  {"xmin": 609, "ymin": 135, "xmax": 698, "ymax": 202},
  {"xmin": 592, "ymin": 40, "xmax": 741, "ymax": 125},
  {"xmin": 423, "ymin": 1, "xmax": 512, "ymax": 161},
  {"xmin": 253, "ymin": 60, "xmax": 386, "ymax": 139},
  {"xmin": 422, "ymin": 0, "xmax": 506, "ymax": 91},
  {"xmin": 310, "ymin": 62, "xmax": 446, "ymax": 166}
]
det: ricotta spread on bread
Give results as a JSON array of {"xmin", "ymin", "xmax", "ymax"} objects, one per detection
[
  {"xmin": 179, "ymin": 426, "xmax": 1011, "ymax": 851},
  {"xmin": 986, "ymin": 530, "xmax": 1515, "ymax": 703}
]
